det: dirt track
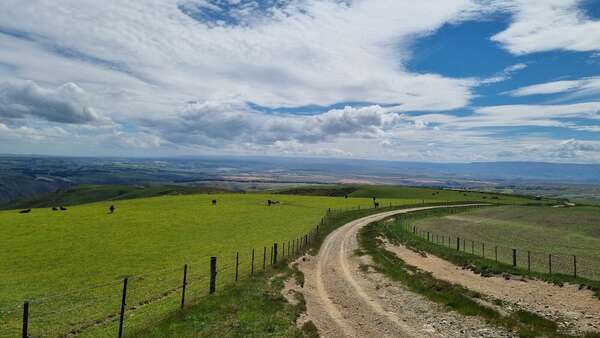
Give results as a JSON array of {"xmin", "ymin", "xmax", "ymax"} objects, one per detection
[{"xmin": 295, "ymin": 205, "xmax": 513, "ymax": 338}]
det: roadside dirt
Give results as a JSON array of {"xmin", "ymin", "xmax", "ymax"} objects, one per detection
[
  {"xmin": 293, "ymin": 206, "xmax": 515, "ymax": 338},
  {"xmin": 384, "ymin": 241, "xmax": 600, "ymax": 335}
]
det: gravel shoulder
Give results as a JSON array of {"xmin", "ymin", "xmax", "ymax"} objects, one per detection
[{"xmin": 384, "ymin": 241, "xmax": 600, "ymax": 335}]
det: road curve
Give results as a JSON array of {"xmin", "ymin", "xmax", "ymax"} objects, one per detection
[{"xmin": 296, "ymin": 205, "xmax": 491, "ymax": 338}]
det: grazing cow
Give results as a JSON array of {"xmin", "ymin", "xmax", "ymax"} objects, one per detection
[
  {"xmin": 374, "ymin": 202, "xmax": 380, "ymax": 208},
  {"xmin": 109, "ymin": 205, "xmax": 115, "ymax": 214},
  {"xmin": 52, "ymin": 207, "xmax": 58, "ymax": 211},
  {"xmin": 212, "ymin": 199, "xmax": 217, "ymax": 206},
  {"xmin": 19, "ymin": 209, "xmax": 31, "ymax": 214},
  {"xmin": 344, "ymin": 195, "xmax": 348, "ymax": 199},
  {"xmin": 59, "ymin": 206, "xmax": 67, "ymax": 211}
]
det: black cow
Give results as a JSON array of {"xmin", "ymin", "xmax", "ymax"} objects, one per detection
[
  {"xmin": 19, "ymin": 209, "xmax": 31, "ymax": 214},
  {"xmin": 109, "ymin": 205, "xmax": 115, "ymax": 214},
  {"xmin": 212, "ymin": 199, "xmax": 217, "ymax": 206},
  {"xmin": 52, "ymin": 207, "xmax": 58, "ymax": 211},
  {"xmin": 344, "ymin": 195, "xmax": 348, "ymax": 199},
  {"xmin": 59, "ymin": 206, "xmax": 67, "ymax": 211},
  {"xmin": 374, "ymin": 202, "xmax": 380, "ymax": 208}
]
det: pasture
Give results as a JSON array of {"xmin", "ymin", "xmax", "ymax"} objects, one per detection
[
  {"xmin": 407, "ymin": 205, "xmax": 600, "ymax": 279},
  {"xmin": 0, "ymin": 192, "xmax": 423, "ymax": 336},
  {"xmin": 277, "ymin": 184, "xmax": 552, "ymax": 205}
]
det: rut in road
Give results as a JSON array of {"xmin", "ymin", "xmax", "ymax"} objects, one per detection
[{"xmin": 294, "ymin": 206, "xmax": 513, "ymax": 338}]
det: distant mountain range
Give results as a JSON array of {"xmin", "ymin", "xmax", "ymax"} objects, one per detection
[{"xmin": 1, "ymin": 155, "xmax": 599, "ymax": 206}]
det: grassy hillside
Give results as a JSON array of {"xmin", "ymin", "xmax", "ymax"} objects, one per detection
[
  {"xmin": 1, "ymin": 184, "xmax": 233, "ymax": 209},
  {"xmin": 0, "ymin": 193, "xmax": 423, "ymax": 336},
  {"xmin": 407, "ymin": 205, "xmax": 600, "ymax": 278},
  {"xmin": 276, "ymin": 184, "xmax": 551, "ymax": 205}
]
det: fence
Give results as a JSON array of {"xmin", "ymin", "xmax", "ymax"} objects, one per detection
[
  {"xmin": 0, "ymin": 223, "xmax": 325, "ymax": 338},
  {"xmin": 390, "ymin": 207, "xmax": 600, "ymax": 281},
  {"xmin": 2, "ymin": 200, "xmax": 430, "ymax": 338}
]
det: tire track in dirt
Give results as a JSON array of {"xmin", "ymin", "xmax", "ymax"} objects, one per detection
[{"xmin": 296, "ymin": 205, "xmax": 511, "ymax": 338}]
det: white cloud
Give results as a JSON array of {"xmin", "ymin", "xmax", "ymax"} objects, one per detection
[
  {"xmin": 0, "ymin": 80, "xmax": 109, "ymax": 124},
  {"xmin": 491, "ymin": 0, "xmax": 600, "ymax": 54},
  {"xmin": 481, "ymin": 63, "xmax": 528, "ymax": 84},
  {"xmin": 507, "ymin": 76, "xmax": 600, "ymax": 97}
]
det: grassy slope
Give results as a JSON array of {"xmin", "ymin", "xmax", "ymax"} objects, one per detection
[
  {"xmin": 276, "ymin": 184, "xmax": 551, "ymax": 205},
  {"xmin": 0, "ymin": 193, "xmax": 423, "ymax": 336},
  {"xmin": 411, "ymin": 205, "xmax": 600, "ymax": 257},
  {"xmin": 359, "ymin": 219, "xmax": 600, "ymax": 338},
  {"xmin": 1, "ymin": 184, "xmax": 232, "ymax": 209}
]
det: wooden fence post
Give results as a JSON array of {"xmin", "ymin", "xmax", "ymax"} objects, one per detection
[
  {"xmin": 181, "ymin": 264, "xmax": 187, "ymax": 309},
  {"xmin": 282, "ymin": 242, "xmax": 285, "ymax": 258},
  {"xmin": 549, "ymin": 254, "xmax": 552, "ymax": 274},
  {"xmin": 471, "ymin": 241, "xmax": 474, "ymax": 255},
  {"xmin": 273, "ymin": 243, "xmax": 278, "ymax": 265},
  {"xmin": 427, "ymin": 232, "xmax": 430, "ymax": 241},
  {"xmin": 118, "ymin": 278, "xmax": 128, "ymax": 338},
  {"xmin": 482, "ymin": 243, "xmax": 485, "ymax": 258},
  {"xmin": 512, "ymin": 249, "xmax": 517, "ymax": 267},
  {"xmin": 527, "ymin": 251, "xmax": 531, "ymax": 272},
  {"xmin": 574, "ymin": 255, "xmax": 577, "ymax": 278},
  {"xmin": 495, "ymin": 246, "xmax": 498, "ymax": 262},
  {"xmin": 456, "ymin": 237, "xmax": 460, "ymax": 251},
  {"xmin": 251, "ymin": 249, "xmax": 255, "ymax": 276},
  {"xmin": 210, "ymin": 257, "xmax": 217, "ymax": 294},
  {"xmin": 235, "ymin": 252, "xmax": 239, "ymax": 281},
  {"xmin": 270, "ymin": 246, "xmax": 273, "ymax": 265},
  {"xmin": 21, "ymin": 301, "xmax": 29, "ymax": 338},
  {"xmin": 263, "ymin": 247, "xmax": 266, "ymax": 271}
]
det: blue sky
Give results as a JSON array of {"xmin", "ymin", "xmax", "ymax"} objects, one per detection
[{"xmin": 0, "ymin": 0, "xmax": 599, "ymax": 162}]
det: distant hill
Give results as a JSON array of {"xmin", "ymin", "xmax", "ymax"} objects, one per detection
[{"xmin": 2, "ymin": 184, "xmax": 232, "ymax": 209}]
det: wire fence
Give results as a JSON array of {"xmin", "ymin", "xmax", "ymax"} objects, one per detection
[
  {"xmin": 390, "ymin": 206, "xmax": 600, "ymax": 281},
  {"xmin": 3, "ymin": 200, "xmax": 428, "ymax": 338},
  {"xmin": 1, "ymin": 224, "xmax": 328, "ymax": 338}
]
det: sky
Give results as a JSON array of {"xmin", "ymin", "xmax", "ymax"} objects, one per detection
[{"xmin": 0, "ymin": 0, "xmax": 599, "ymax": 163}]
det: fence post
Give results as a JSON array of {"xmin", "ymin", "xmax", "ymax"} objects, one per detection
[
  {"xmin": 273, "ymin": 243, "xmax": 278, "ymax": 265},
  {"xmin": 549, "ymin": 254, "xmax": 552, "ymax": 274},
  {"xmin": 288, "ymin": 240, "xmax": 291, "ymax": 256},
  {"xmin": 181, "ymin": 264, "xmax": 187, "ymax": 309},
  {"xmin": 251, "ymin": 249, "xmax": 255, "ymax": 276},
  {"xmin": 282, "ymin": 242, "xmax": 285, "ymax": 258},
  {"xmin": 462, "ymin": 239, "xmax": 466, "ymax": 252},
  {"xmin": 21, "ymin": 301, "xmax": 29, "ymax": 338},
  {"xmin": 456, "ymin": 237, "xmax": 460, "ymax": 251},
  {"xmin": 512, "ymin": 249, "xmax": 517, "ymax": 267},
  {"xmin": 118, "ymin": 278, "xmax": 128, "ymax": 338},
  {"xmin": 210, "ymin": 257, "xmax": 217, "ymax": 294},
  {"xmin": 270, "ymin": 245, "xmax": 273, "ymax": 265},
  {"xmin": 495, "ymin": 246, "xmax": 498, "ymax": 262},
  {"xmin": 427, "ymin": 232, "xmax": 430, "ymax": 242},
  {"xmin": 527, "ymin": 251, "xmax": 531, "ymax": 272},
  {"xmin": 482, "ymin": 243, "xmax": 485, "ymax": 258},
  {"xmin": 574, "ymin": 255, "xmax": 577, "ymax": 278},
  {"xmin": 471, "ymin": 241, "xmax": 474, "ymax": 255},
  {"xmin": 263, "ymin": 247, "xmax": 266, "ymax": 271},
  {"xmin": 235, "ymin": 252, "xmax": 239, "ymax": 281}
]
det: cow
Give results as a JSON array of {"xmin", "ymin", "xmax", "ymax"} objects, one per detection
[
  {"xmin": 374, "ymin": 202, "xmax": 380, "ymax": 208},
  {"xmin": 212, "ymin": 199, "xmax": 217, "ymax": 206},
  {"xmin": 109, "ymin": 205, "xmax": 115, "ymax": 214},
  {"xmin": 59, "ymin": 206, "xmax": 67, "ymax": 211},
  {"xmin": 52, "ymin": 207, "xmax": 58, "ymax": 211},
  {"xmin": 267, "ymin": 200, "xmax": 280, "ymax": 206},
  {"xmin": 19, "ymin": 209, "xmax": 31, "ymax": 214},
  {"xmin": 344, "ymin": 195, "xmax": 348, "ymax": 199}
]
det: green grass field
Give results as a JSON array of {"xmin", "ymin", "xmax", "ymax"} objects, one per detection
[
  {"xmin": 0, "ymin": 192, "xmax": 424, "ymax": 337},
  {"xmin": 277, "ymin": 184, "xmax": 552, "ymax": 205},
  {"xmin": 407, "ymin": 205, "xmax": 600, "ymax": 279}
]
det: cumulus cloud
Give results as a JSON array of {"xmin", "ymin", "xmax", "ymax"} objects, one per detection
[
  {"xmin": 491, "ymin": 0, "xmax": 600, "ymax": 54},
  {"xmin": 151, "ymin": 99, "xmax": 404, "ymax": 147},
  {"xmin": 0, "ymin": 80, "xmax": 107, "ymax": 124}
]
